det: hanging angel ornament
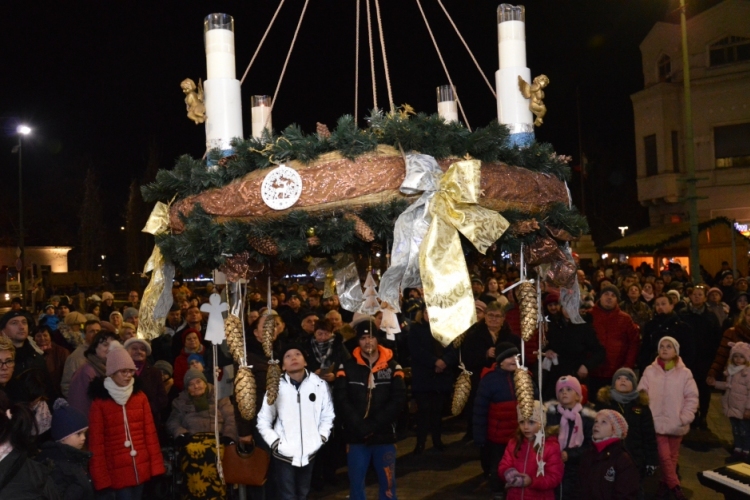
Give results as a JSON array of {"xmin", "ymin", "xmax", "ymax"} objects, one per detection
[{"xmin": 201, "ymin": 293, "xmax": 229, "ymax": 344}]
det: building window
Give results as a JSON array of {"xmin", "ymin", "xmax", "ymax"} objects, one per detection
[
  {"xmin": 644, "ymin": 134, "xmax": 658, "ymax": 176},
  {"xmin": 671, "ymin": 131, "xmax": 679, "ymax": 172},
  {"xmin": 709, "ymin": 36, "xmax": 750, "ymax": 66},
  {"xmin": 715, "ymin": 123, "xmax": 750, "ymax": 168},
  {"xmin": 658, "ymin": 54, "xmax": 671, "ymax": 82}
]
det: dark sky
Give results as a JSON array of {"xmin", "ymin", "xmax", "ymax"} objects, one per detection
[{"xmin": 0, "ymin": 0, "xmax": 724, "ymax": 272}]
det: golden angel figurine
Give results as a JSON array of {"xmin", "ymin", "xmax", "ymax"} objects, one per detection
[
  {"xmin": 180, "ymin": 78, "xmax": 206, "ymax": 125},
  {"xmin": 518, "ymin": 74, "xmax": 550, "ymax": 127}
]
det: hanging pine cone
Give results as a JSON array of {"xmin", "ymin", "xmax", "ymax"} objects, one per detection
[
  {"xmin": 316, "ymin": 122, "xmax": 331, "ymax": 139},
  {"xmin": 248, "ymin": 235, "xmax": 279, "ymax": 256},
  {"xmin": 234, "ymin": 366, "xmax": 257, "ymax": 420},
  {"xmin": 266, "ymin": 362, "xmax": 282, "ymax": 405},
  {"xmin": 517, "ymin": 281, "xmax": 538, "ymax": 342},
  {"xmin": 452, "ymin": 330, "xmax": 468, "ymax": 348},
  {"xmin": 514, "ymin": 368, "xmax": 535, "ymax": 420},
  {"xmin": 451, "ymin": 365, "xmax": 472, "ymax": 416},
  {"xmin": 307, "ymin": 236, "xmax": 321, "ymax": 247},
  {"xmin": 344, "ymin": 214, "xmax": 375, "ymax": 242},
  {"xmin": 261, "ymin": 313, "xmax": 276, "ymax": 359},
  {"xmin": 224, "ymin": 314, "xmax": 244, "ymax": 364}
]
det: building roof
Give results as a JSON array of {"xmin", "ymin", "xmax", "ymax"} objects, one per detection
[{"xmin": 604, "ymin": 217, "xmax": 750, "ymax": 254}]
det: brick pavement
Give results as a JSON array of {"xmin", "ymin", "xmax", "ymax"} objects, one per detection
[{"xmin": 310, "ymin": 392, "xmax": 735, "ymax": 499}]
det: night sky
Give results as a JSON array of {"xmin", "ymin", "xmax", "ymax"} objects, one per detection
[{"xmin": 0, "ymin": 0, "xmax": 723, "ymax": 275}]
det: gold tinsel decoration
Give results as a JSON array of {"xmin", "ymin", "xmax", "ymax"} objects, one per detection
[
  {"xmin": 344, "ymin": 213, "xmax": 375, "ymax": 242},
  {"xmin": 224, "ymin": 314, "xmax": 244, "ymax": 364},
  {"xmin": 451, "ymin": 365, "xmax": 472, "ymax": 416},
  {"xmin": 266, "ymin": 362, "xmax": 282, "ymax": 405},
  {"xmin": 517, "ymin": 281, "xmax": 538, "ymax": 342},
  {"xmin": 248, "ymin": 235, "xmax": 279, "ymax": 256},
  {"xmin": 514, "ymin": 368, "xmax": 535, "ymax": 420},
  {"xmin": 234, "ymin": 366, "xmax": 257, "ymax": 420},
  {"xmin": 261, "ymin": 314, "xmax": 276, "ymax": 359}
]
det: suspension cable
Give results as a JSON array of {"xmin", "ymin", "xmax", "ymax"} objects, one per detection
[
  {"xmin": 354, "ymin": 0, "xmax": 361, "ymax": 120},
  {"xmin": 365, "ymin": 0, "xmax": 378, "ymax": 111},
  {"xmin": 239, "ymin": 0, "xmax": 287, "ymax": 85},
  {"xmin": 373, "ymin": 0, "xmax": 394, "ymax": 113}
]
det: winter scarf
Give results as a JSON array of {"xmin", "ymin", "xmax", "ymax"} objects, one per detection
[
  {"xmin": 593, "ymin": 436, "xmax": 620, "ymax": 452},
  {"xmin": 641, "ymin": 290, "xmax": 654, "ymax": 302},
  {"xmin": 311, "ymin": 338, "xmax": 335, "ymax": 369},
  {"xmin": 727, "ymin": 364, "xmax": 745, "ymax": 378},
  {"xmin": 103, "ymin": 377, "xmax": 134, "ymax": 405},
  {"xmin": 558, "ymin": 403, "xmax": 584, "ymax": 449},
  {"xmin": 610, "ymin": 388, "xmax": 640, "ymax": 405},
  {"xmin": 86, "ymin": 353, "xmax": 108, "ymax": 377},
  {"xmin": 190, "ymin": 393, "xmax": 210, "ymax": 412},
  {"xmin": 657, "ymin": 357, "xmax": 676, "ymax": 372}
]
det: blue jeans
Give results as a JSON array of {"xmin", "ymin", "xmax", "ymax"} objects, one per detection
[
  {"xmin": 274, "ymin": 457, "xmax": 314, "ymax": 500},
  {"xmin": 347, "ymin": 444, "xmax": 397, "ymax": 500},
  {"xmin": 730, "ymin": 417, "xmax": 750, "ymax": 452},
  {"xmin": 95, "ymin": 484, "xmax": 144, "ymax": 500}
]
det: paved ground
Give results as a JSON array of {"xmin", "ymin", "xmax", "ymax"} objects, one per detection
[{"xmin": 309, "ymin": 392, "xmax": 734, "ymax": 499}]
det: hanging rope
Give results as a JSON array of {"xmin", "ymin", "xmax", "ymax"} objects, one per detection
[
  {"xmin": 414, "ymin": 0, "xmax": 471, "ymax": 131},
  {"xmin": 354, "ymin": 0, "xmax": 361, "ymax": 120},
  {"xmin": 373, "ymin": 0, "xmax": 394, "ymax": 113},
  {"xmin": 365, "ymin": 0, "xmax": 378, "ymax": 110},
  {"xmin": 436, "ymin": 0, "xmax": 496, "ymax": 99},
  {"xmin": 239, "ymin": 0, "xmax": 287, "ymax": 85},
  {"xmin": 263, "ymin": 0, "xmax": 311, "ymax": 130}
]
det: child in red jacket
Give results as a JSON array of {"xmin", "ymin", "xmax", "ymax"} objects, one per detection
[{"xmin": 498, "ymin": 401, "xmax": 564, "ymax": 500}]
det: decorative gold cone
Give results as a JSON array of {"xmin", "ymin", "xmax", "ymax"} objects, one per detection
[
  {"xmin": 248, "ymin": 235, "xmax": 279, "ymax": 256},
  {"xmin": 451, "ymin": 368, "xmax": 472, "ymax": 416},
  {"xmin": 261, "ymin": 314, "xmax": 275, "ymax": 359},
  {"xmin": 452, "ymin": 330, "xmax": 468, "ymax": 348},
  {"xmin": 518, "ymin": 281, "xmax": 538, "ymax": 342},
  {"xmin": 514, "ymin": 368, "xmax": 535, "ymax": 420},
  {"xmin": 234, "ymin": 366, "xmax": 257, "ymax": 420},
  {"xmin": 344, "ymin": 213, "xmax": 375, "ymax": 242},
  {"xmin": 224, "ymin": 314, "xmax": 244, "ymax": 364},
  {"xmin": 266, "ymin": 362, "xmax": 282, "ymax": 405}
]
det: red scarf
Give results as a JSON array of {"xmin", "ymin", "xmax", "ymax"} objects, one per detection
[{"xmin": 593, "ymin": 437, "xmax": 620, "ymax": 453}]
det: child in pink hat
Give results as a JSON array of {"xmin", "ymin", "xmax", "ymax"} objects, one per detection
[{"xmin": 710, "ymin": 341, "xmax": 750, "ymax": 462}]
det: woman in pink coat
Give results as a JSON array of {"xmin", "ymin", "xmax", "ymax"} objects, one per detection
[
  {"xmin": 637, "ymin": 336, "xmax": 698, "ymax": 500},
  {"xmin": 498, "ymin": 401, "xmax": 564, "ymax": 500}
]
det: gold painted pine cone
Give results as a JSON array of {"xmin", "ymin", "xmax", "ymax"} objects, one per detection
[
  {"xmin": 248, "ymin": 235, "xmax": 279, "ymax": 256},
  {"xmin": 261, "ymin": 314, "xmax": 276, "ymax": 359},
  {"xmin": 224, "ymin": 314, "xmax": 244, "ymax": 364},
  {"xmin": 266, "ymin": 362, "xmax": 282, "ymax": 405},
  {"xmin": 235, "ymin": 366, "xmax": 257, "ymax": 420},
  {"xmin": 514, "ymin": 368, "xmax": 535, "ymax": 420},
  {"xmin": 451, "ymin": 369, "xmax": 472, "ymax": 416},
  {"xmin": 518, "ymin": 281, "xmax": 538, "ymax": 342},
  {"xmin": 344, "ymin": 213, "xmax": 375, "ymax": 242}
]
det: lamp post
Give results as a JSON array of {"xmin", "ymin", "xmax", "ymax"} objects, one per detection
[{"xmin": 16, "ymin": 125, "xmax": 31, "ymax": 308}]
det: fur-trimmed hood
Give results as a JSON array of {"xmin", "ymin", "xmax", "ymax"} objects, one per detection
[
  {"xmin": 596, "ymin": 386, "xmax": 649, "ymax": 406},
  {"xmin": 87, "ymin": 375, "xmax": 145, "ymax": 401},
  {"xmin": 544, "ymin": 400, "xmax": 597, "ymax": 419}
]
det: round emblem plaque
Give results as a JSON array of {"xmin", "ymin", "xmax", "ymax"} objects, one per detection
[{"xmin": 260, "ymin": 165, "xmax": 302, "ymax": 210}]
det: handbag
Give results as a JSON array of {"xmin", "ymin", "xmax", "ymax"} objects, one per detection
[{"xmin": 222, "ymin": 442, "xmax": 271, "ymax": 486}]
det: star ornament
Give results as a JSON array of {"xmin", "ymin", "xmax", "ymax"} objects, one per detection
[
  {"xmin": 536, "ymin": 459, "xmax": 546, "ymax": 476},
  {"xmin": 534, "ymin": 429, "xmax": 545, "ymax": 447}
]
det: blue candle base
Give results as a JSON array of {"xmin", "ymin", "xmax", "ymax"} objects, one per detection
[
  {"xmin": 206, "ymin": 148, "xmax": 236, "ymax": 167},
  {"xmin": 507, "ymin": 132, "xmax": 535, "ymax": 148}
]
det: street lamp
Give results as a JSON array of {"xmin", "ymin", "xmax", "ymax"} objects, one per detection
[{"xmin": 15, "ymin": 125, "xmax": 31, "ymax": 309}]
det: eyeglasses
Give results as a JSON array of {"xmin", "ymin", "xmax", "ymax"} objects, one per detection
[{"xmin": 0, "ymin": 359, "xmax": 15, "ymax": 369}]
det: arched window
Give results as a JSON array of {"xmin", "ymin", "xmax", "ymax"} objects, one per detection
[
  {"xmin": 709, "ymin": 36, "xmax": 750, "ymax": 66},
  {"xmin": 657, "ymin": 54, "xmax": 672, "ymax": 82}
]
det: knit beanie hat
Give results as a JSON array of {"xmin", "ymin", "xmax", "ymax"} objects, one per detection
[
  {"xmin": 184, "ymin": 368, "xmax": 208, "ymax": 388},
  {"xmin": 63, "ymin": 311, "xmax": 87, "ymax": 326},
  {"xmin": 279, "ymin": 343, "xmax": 307, "ymax": 364},
  {"xmin": 106, "ymin": 341, "xmax": 136, "ymax": 376},
  {"xmin": 543, "ymin": 293, "xmax": 560, "ymax": 306},
  {"xmin": 612, "ymin": 367, "xmax": 638, "ymax": 389},
  {"xmin": 666, "ymin": 289, "xmax": 681, "ymax": 301},
  {"xmin": 51, "ymin": 399, "xmax": 88, "ymax": 442},
  {"xmin": 354, "ymin": 319, "xmax": 381, "ymax": 340},
  {"xmin": 729, "ymin": 342, "xmax": 750, "ymax": 364},
  {"xmin": 495, "ymin": 342, "xmax": 520, "ymax": 364},
  {"xmin": 122, "ymin": 307, "xmax": 139, "ymax": 322},
  {"xmin": 475, "ymin": 300, "xmax": 487, "ymax": 313},
  {"xmin": 109, "ymin": 311, "xmax": 123, "ymax": 323},
  {"xmin": 599, "ymin": 284, "xmax": 621, "ymax": 301},
  {"xmin": 154, "ymin": 360, "xmax": 173, "ymax": 377},
  {"xmin": 597, "ymin": 409, "xmax": 629, "ymax": 439},
  {"xmin": 556, "ymin": 375, "xmax": 582, "ymax": 400},
  {"xmin": 187, "ymin": 353, "xmax": 205, "ymax": 366},
  {"xmin": 517, "ymin": 400, "xmax": 545, "ymax": 423},
  {"xmin": 659, "ymin": 336, "xmax": 680, "ymax": 355},
  {"xmin": 102, "ymin": 292, "xmax": 115, "ymax": 301},
  {"xmin": 123, "ymin": 337, "xmax": 152, "ymax": 355}
]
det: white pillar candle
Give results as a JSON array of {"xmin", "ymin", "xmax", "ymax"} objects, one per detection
[
  {"xmin": 436, "ymin": 85, "xmax": 459, "ymax": 123},
  {"xmin": 204, "ymin": 13, "xmax": 244, "ymax": 155},
  {"xmin": 251, "ymin": 95, "xmax": 273, "ymax": 140}
]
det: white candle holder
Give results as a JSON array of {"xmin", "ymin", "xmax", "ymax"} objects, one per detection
[
  {"xmin": 251, "ymin": 95, "xmax": 273, "ymax": 140},
  {"xmin": 436, "ymin": 85, "xmax": 459, "ymax": 123}
]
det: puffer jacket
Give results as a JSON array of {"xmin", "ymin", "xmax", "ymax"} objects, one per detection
[
  {"xmin": 473, "ymin": 364, "xmax": 526, "ymax": 446},
  {"xmin": 166, "ymin": 384, "xmax": 238, "ymax": 441},
  {"xmin": 87, "ymin": 377, "xmax": 165, "ymax": 491},
  {"xmin": 595, "ymin": 387, "xmax": 658, "ymax": 475},
  {"xmin": 715, "ymin": 365, "xmax": 750, "ymax": 419},
  {"xmin": 0, "ymin": 449, "xmax": 59, "ymax": 500},
  {"xmin": 257, "ymin": 371, "xmax": 334, "ymax": 467},
  {"xmin": 36, "ymin": 441, "xmax": 94, "ymax": 500},
  {"xmin": 590, "ymin": 304, "xmax": 640, "ymax": 379},
  {"xmin": 497, "ymin": 434, "xmax": 563, "ymax": 500},
  {"xmin": 637, "ymin": 357, "xmax": 699, "ymax": 436},
  {"xmin": 575, "ymin": 439, "xmax": 640, "ymax": 499},
  {"xmin": 334, "ymin": 345, "xmax": 406, "ymax": 445}
]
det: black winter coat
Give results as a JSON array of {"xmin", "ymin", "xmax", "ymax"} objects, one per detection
[
  {"xmin": 576, "ymin": 440, "xmax": 640, "ymax": 500},
  {"xmin": 461, "ymin": 322, "xmax": 520, "ymax": 386},
  {"xmin": 334, "ymin": 345, "xmax": 406, "ymax": 445},
  {"xmin": 639, "ymin": 313, "xmax": 695, "ymax": 372},
  {"xmin": 408, "ymin": 322, "xmax": 454, "ymax": 394},
  {"xmin": 36, "ymin": 441, "xmax": 94, "ymax": 500},
  {"xmin": 595, "ymin": 387, "xmax": 658, "ymax": 476},
  {"xmin": 679, "ymin": 306, "xmax": 722, "ymax": 376},
  {"xmin": 302, "ymin": 332, "xmax": 351, "ymax": 374},
  {"xmin": 0, "ymin": 449, "xmax": 59, "ymax": 499}
]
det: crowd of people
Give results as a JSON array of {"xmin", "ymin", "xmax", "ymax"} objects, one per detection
[{"xmin": 0, "ymin": 260, "xmax": 749, "ymax": 499}]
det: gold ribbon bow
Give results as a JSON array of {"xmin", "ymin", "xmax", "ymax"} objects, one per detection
[
  {"xmin": 419, "ymin": 160, "xmax": 509, "ymax": 346},
  {"xmin": 138, "ymin": 202, "xmax": 175, "ymax": 340}
]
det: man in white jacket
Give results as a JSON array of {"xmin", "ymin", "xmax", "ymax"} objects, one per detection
[{"xmin": 257, "ymin": 343, "xmax": 335, "ymax": 500}]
